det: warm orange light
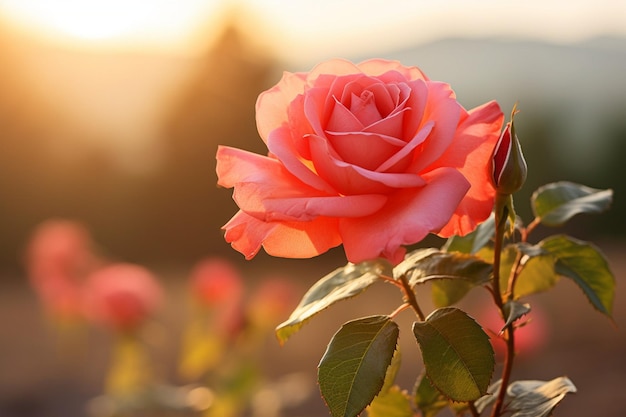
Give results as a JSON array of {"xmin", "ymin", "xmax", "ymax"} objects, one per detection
[{"xmin": 0, "ymin": 0, "xmax": 223, "ymax": 53}]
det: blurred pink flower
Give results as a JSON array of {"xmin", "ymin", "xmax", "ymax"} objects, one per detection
[
  {"xmin": 25, "ymin": 219, "xmax": 99, "ymax": 318},
  {"xmin": 190, "ymin": 257, "xmax": 243, "ymax": 307},
  {"xmin": 477, "ymin": 304, "xmax": 549, "ymax": 360},
  {"xmin": 248, "ymin": 277, "xmax": 299, "ymax": 326},
  {"xmin": 83, "ymin": 263, "xmax": 163, "ymax": 332}
]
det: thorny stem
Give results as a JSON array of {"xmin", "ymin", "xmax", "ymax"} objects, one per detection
[
  {"xmin": 490, "ymin": 206, "xmax": 507, "ymax": 310},
  {"xmin": 505, "ymin": 218, "xmax": 534, "ymax": 301},
  {"xmin": 468, "ymin": 401, "xmax": 481, "ymax": 417},
  {"xmin": 398, "ymin": 274, "xmax": 426, "ymax": 321},
  {"xmin": 491, "ymin": 197, "xmax": 512, "ymax": 417},
  {"xmin": 505, "ymin": 250, "xmax": 523, "ymax": 300}
]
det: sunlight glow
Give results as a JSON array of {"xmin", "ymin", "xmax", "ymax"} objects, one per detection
[
  {"xmin": 0, "ymin": 0, "xmax": 223, "ymax": 52},
  {"xmin": 0, "ymin": 0, "xmax": 624, "ymax": 61}
]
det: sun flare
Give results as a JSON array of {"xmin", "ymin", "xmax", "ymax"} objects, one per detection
[{"xmin": 0, "ymin": 0, "xmax": 222, "ymax": 52}]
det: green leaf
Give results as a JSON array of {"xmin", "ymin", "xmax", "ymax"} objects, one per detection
[
  {"xmin": 367, "ymin": 385, "xmax": 413, "ymax": 417},
  {"xmin": 400, "ymin": 251, "xmax": 492, "ymax": 287},
  {"xmin": 414, "ymin": 373, "xmax": 449, "ymax": 417},
  {"xmin": 497, "ymin": 245, "xmax": 559, "ymax": 299},
  {"xmin": 380, "ymin": 347, "xmax": 402, "ymax": 394},
  {"xmin": 442, "ymin": 212, "xmax": 496, "ymax": 254},
  {"xmin": 501, "ymin": 301, "xmax": 531, "ymax": 332},
  {"xmin": 318, "ymin": 316, "xmax": 399, "ymax": 417},
  {"xmin": 507, "ymin": 377, "xmax": 577, "ymax": 417},
  {"xmin": 395, "ymin": 250, "xmax": 492, "ymax": 308},
  {"xmin": 475, "ymin": 377, "xmax": 577, "ymax": 416},
  {"xmin": 531, "ymin": 181, "xmax": 613, "ymax": 227},
  {"xmin": 412, "ymin": 308, "xmax": 494, "ymax": 402},
  {"xmin": 540, "ymin": 235, "xmax": 615, "ymax": 317},
  {"xmin": 393, "ymin": 248, "xmax": 440, "ymax": 278},
  {"xmin": 276, "ymin": 261, "xmax": 388, "ymax": 344}
]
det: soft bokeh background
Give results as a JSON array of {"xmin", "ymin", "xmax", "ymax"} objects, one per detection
[{"xmin": 1, "ymin": 1, "xmax": 625, "ymax": 416}]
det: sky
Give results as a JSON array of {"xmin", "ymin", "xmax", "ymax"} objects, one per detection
[{"xmin": 0, "ymin": 0, "xmax": 625, "ymax": 64}]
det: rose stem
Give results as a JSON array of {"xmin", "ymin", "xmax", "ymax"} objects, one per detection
[{"xmin": 398, "ymin": 274, "xmax": 425, "ymax": 321}]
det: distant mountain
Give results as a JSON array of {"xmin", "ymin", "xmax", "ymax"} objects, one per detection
[{"xmin": 348, "ymin": 36, "xmax": 626, "ymax": 175}]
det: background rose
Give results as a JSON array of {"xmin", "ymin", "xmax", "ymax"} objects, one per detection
[
  {"xmin": 83, "ymin": 263, "xmax": 163, "ymax": 332},
  {"xmin": 217, "ymin": 59, "xmax": 503, "ymax": 264}
]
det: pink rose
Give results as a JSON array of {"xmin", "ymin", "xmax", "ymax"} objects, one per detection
[
  {"xmin": 83, "ymin": 263, "xmax": 163, "ymax": 331},
  {"xmin": 217, "ymin": 59, "xmax": 504, "ymax": 264},
  {"xmin": 189, "ymin": 257, "xmax": 243, "ymax": 306},
  {"xmin": 25, "ymin": 219, "xmax": 99, "ymax": 318}
]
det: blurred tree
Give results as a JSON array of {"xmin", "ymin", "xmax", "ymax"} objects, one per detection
[{"xmin": 138, "ymin": 22, "xmax": 278, "ymax": 263}]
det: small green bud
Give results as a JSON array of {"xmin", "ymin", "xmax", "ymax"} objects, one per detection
[{"xmin": 491, "ymin": 106, "xmax": 527, "ymax": 195}]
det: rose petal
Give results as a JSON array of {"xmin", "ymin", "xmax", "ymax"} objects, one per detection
[
  {"xmin": 223, "ymin": 211, "xmax": 277, "ymax": 260},
  {"xmin": 357, "ymin": 59, "xmax": 428, "ymax": 82},
  {"xmin": 326, "ymin": 131, "xmax": 405, "ymax": 170},
  {"xmin": 400, "ymin": 79, "xmax": 429, "ymax": 137},
  {"xmin": 234, "ymin": 182, "xmax": 387, "ymax": 221},
  {"xmin": 376, "ymin": 121, "xmax": 434, "ymax": 172},
  {"xmin": 339, "ymin": 167, "xmax": 470, "ymax": 264},
  {"xmin": 438, "ymin": 100, "xmax": 504, "ymax": 237},
  {"xmin": 223, "ymin": 211, "xmax": 342, "ymax": 259},
  {"xmin": 216, "ymin": 146, "xmax": 285, "ymax": 189},
  {"xmin": 266, "ymin": 125, "xmax": 337, "ymax": 194},
  {"xmin": 326, "ymin": 97, "xmax": 364, "ymax": 132},
  {"xmin": 363, "ymin": 106, "xmax": 407, "ymax": 138},
  {"xmin": 256, "ymin": 71, "xmax": 307, "ymax": 141},
  {"xmin": 408, "ymin": 81, "xmax": 462, "ymax": 172},
  {"xmin": 309, "ymin": 134, "xmax": 426, "ymax": 195},
  {"xmin": 350, "ymin": 90, "xmax": 383, "ymax": 126},
  {"xmin": 367, "ymin": 82, "xmax": 399, "ymax": 116}
]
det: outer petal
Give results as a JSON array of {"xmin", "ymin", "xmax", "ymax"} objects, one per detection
[
  {"xmin": 357, "ymin": 59, "xmax": 428, "ymax": 81},
  {"xmin": 437, "ymin": 100, "xmax": 504, "ymax": 237},
  {"xmin": 234, "ymin": 182, "xmax": 387, "ymax": 221},
  {"xmin": 256, "ymin": 71, "xmax": 307, "ymax": 141},
  {"xmin": 266, "ymin": 125, "xmax": 337, "ymax": 194},
  {"xmin": 408, "ymin": 81, "xmax": 462, "ymax": 173},
  {"xmin": 339, "ymin": 167, "xmax": 470, "ymax": 264},
  {"xmin": 222, "ymin": 211, "xmax": 341, "ymax": 259},
  {"xmin": 216, "ymin": 145, "xmax": 286, "ymax": 189},
  {"xmin": 218, "ymin": 145, "xmax": 387, "ymax": 222}
]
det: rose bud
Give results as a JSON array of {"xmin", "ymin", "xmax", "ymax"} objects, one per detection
[{"xmin": 491, "ymin": 108, "xmax": 527, "ymax": 195}]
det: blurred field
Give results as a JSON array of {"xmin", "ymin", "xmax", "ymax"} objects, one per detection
[{"xmin": 0, "ymin": 241, "xmax": 624, "ymax": 417}]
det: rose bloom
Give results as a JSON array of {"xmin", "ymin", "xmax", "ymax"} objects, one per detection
[
  {"xmin": 248, "ymin": 277, "xmax": 299, "ymax": 327},
  {"xmin": 217, "ymin": 59, "xmax": 504, "ymax": 264},
  {"xmin": 83, "ymin": 263, "xmax": 163, "ymax": 331},
  {"xmin": 189, "ymin": 257, "xmax": 243, "ymax": 307},
  {"xmin": 25, "ymin": 219, "xmax": 99, "ymax": 318}
]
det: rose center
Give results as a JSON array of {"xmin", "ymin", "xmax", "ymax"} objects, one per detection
[{"xmin": 349, "ymin": 90, "xmax": 383, "ymax": 127}]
